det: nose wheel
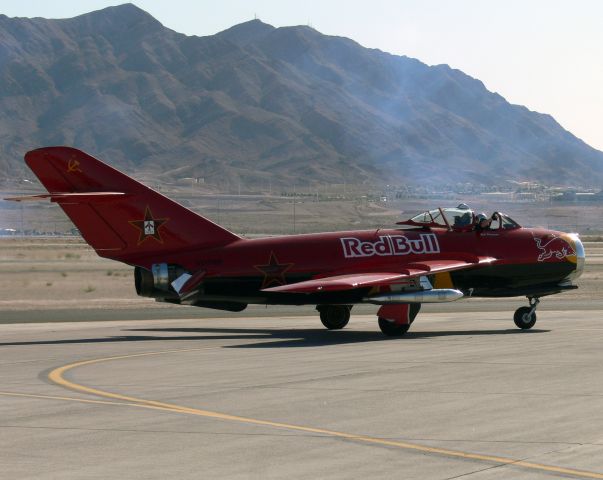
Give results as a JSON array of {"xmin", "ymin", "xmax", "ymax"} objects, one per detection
[{"xmin": 514, "ymin": 297, "xmax": 539, "ymax": 329}]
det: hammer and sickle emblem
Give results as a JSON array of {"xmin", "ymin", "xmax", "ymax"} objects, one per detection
[{"xmin": 67, "ymin": 158, "xmax": 82, "ymax": 173}]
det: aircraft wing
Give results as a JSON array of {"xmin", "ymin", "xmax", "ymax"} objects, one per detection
[{"xmin": 262, "ymin": 257, "xmax": 495, "ymax": 294}]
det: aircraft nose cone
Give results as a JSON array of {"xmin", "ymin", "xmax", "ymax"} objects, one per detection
[{"xmin": 568, "ymin": 233, "xmax": 585, "ymax": 280}]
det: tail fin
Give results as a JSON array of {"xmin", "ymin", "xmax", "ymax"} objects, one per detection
[{"xmin": 22, "ymin": 146, "xmax": 241, "ymax": 263}]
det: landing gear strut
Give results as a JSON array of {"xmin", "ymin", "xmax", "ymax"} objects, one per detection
[
  {"xmin": 514, "ymin": 297, "xmax": 539, "ymax": 330},
  {"xmin": 317, "ymin": 305, "xmax": 351, "ymax": 330}
]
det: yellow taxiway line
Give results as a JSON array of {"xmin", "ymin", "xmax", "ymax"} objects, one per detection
[{"xmin": 38, "ymin": 348, "xmax": 603, "ymax": 479}]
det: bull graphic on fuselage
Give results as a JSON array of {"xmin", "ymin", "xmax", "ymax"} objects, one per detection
[{"xmin": 534, "ymin": 235, "xmax": 576, "ymax": 262}]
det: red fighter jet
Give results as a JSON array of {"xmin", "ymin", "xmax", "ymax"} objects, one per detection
[{"xmin": 7, "ymin": 147, "xmax": 585, "ymax": 336}]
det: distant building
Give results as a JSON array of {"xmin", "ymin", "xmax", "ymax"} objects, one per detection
[
  {"xmin": 553, "ymin": 191, "xmax": 603, "ymax": 202},
  {"xmin": 514, "ymin": 192, "xmax": 537, "ymax": 201},
  {"xmin": 552, "ymin": 190, "xmax": 603, "ymax": 203}
]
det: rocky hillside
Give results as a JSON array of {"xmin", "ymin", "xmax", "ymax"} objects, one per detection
[{"xmin": 1, "ymin": 3, "xmax": 602, "ymax": 188}]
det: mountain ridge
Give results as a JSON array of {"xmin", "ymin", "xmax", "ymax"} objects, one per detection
[{"xmin": 0, "ymin": 3, "xmax": 601, "ymax": 188}]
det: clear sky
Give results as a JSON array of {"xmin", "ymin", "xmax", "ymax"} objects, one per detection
[{"xmin": 3, "ymin": 0, "xmax": 602, "ymax": 151}]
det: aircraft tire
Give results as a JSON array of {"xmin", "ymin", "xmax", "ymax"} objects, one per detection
[
  {"xmin": 514, "ymin": 307, "xmax": 537, "ymax": 329},
  {"xmin": 378, "ymin": 317, "xmax": 410, "ymax": 336},
  {"xmin": 319, "ymin": 305, "xmax": 351, "ymax": 330}
]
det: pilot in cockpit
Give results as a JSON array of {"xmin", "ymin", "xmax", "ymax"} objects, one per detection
[
  {"xmin": 475, "ymin": 212, "xmax": 491, "ymax": 231},
  {"xmin": 453, "ymin": 204, "xmax": 473, "ymax": 227},
  {"xmin": 454, "ymin": 212, "xmax": 472, "ymax": 227}
]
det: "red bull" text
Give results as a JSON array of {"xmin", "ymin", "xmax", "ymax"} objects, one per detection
[{"xmin": 341, "ymin": 234, "xmax": 440, "ymax": 258}]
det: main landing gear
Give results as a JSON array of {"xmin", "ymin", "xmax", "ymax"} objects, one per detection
[
  {"xmin": 514, "ymin": 297, "xmax": 539, "ymax": 330},
  {"xmin": 316, "ymin": 304, "xmax": 423, "ymax": 336},
  {"xmin": 317, "ymin": 305, "xmax": 352, "ymax": 330},
  {"xmin": 378, "ymin": 317, "xmax": 411, "ymax": 336},
  {"xmin": 377, "ymin": 304, "xmax": 422, "ymax": 337}
]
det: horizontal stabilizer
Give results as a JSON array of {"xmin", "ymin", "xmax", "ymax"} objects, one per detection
[
  {"xmin": 4, "ymin": 192, "xmax": 128, "ymax": 203},
  {"xmin": 173, "ymin": 269, "xmax": 206, "ymax": 297}
]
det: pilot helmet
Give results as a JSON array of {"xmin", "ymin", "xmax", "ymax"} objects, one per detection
[
  {"xmin": 476, "ymin": 212, "xmax": 487, "ymax": 221},
  {"xmin": 457, "ymin": 203, "xmax": 470, "ymax": 210}
]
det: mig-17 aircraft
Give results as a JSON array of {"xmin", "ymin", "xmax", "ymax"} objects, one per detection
[{"xmin": 6, "ymin": 147, "xmax": 585, "ymax": 336}]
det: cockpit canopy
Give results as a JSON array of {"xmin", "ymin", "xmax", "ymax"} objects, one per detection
[{"xmin": 397, "ymin": 206, "xmax": 521, "ymax": 231}]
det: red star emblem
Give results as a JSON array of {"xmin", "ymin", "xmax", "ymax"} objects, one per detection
[
  {"xmin": 129, "ymin": 206, "xmax": 168, "ymax": 245},
  {"xmin": 254, "ymin": 252, "xmax": 294, "ymax": 289}
]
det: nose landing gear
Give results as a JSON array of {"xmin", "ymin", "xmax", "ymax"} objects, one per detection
[{"xmin": 514, "ymin": 297, "xmax": 539, "ymax": 330}]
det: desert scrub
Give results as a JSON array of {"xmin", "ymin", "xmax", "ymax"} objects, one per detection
[{"xmin": 83, "ymin": 285, "xmax": 96, "ymax": 293}]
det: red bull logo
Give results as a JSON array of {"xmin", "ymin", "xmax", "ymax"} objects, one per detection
[
  {"xmin": 341, "ymin": 234, "xmax": 439, "ymax": 258},
  {"xmin": 534, "ymin": 235, "xmax": 576, "ymax": 262}
]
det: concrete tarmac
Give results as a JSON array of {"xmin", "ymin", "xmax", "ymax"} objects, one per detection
[{"xmin": 1, "ymin": 310, "xmax": 603, "ymax": 479}]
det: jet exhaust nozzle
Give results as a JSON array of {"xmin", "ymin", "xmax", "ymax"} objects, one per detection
[
  {"xmin": 365, "ymin": 289, "xmax": 464, "ymax": 304},
  {"xmin": 134, "ymin": 263, "xmax": 186, "ymax": 299}
]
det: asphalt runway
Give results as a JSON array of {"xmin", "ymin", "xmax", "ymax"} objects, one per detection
[{"xmin": 2, "ymin": 310, "xmax": 603, "ymax": 479}]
